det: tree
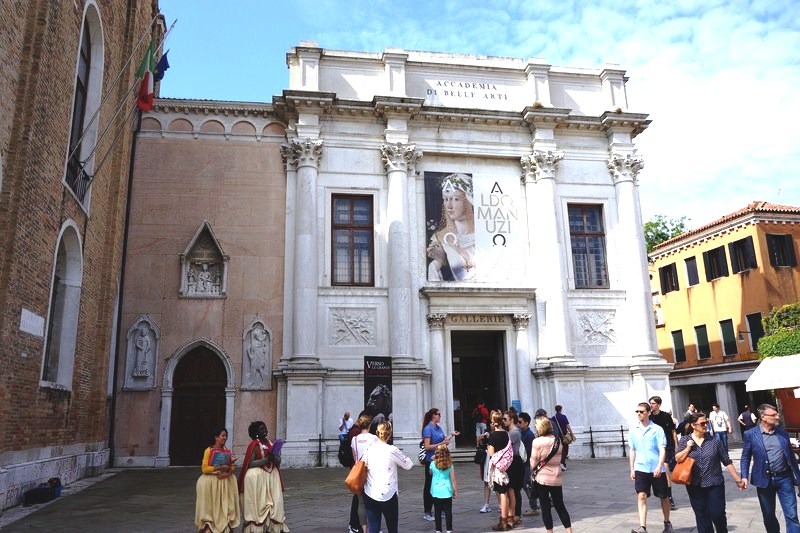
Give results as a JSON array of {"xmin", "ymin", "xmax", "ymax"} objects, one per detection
[{"xmin": 644, "ymin": 215, "xmax": 688, "ymax": 253}]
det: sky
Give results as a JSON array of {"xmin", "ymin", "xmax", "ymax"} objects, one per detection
[{"xmin": 157, "ymin": 0, "xmax": 800, "ymax": 229}]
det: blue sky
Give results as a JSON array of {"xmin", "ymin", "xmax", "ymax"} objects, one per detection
[{"xmin": 158, "ymin": 0, "xmax": 800, "ymax": 228}]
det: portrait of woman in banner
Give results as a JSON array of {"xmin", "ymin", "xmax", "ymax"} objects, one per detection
[{"xmin": 426, "ymin": 172, "xmax": 476, "ymax": 281}]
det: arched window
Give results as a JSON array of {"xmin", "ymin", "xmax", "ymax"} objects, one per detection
[
  {"xmin": 42, "ymin": 223, "xmax": 83, "ymax": 388},
  {"xmin": 64, "ymin": 5, "xmax": 103, "ymax": 206}
]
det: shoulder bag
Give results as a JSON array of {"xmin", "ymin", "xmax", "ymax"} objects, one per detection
[
  {"xmin": 671, "ymin": 456, "xmax": 694, "ymax": 485},
  {"xmin": 418, "ymin": 440, "xmax": 427, "ymax": 464},
  {"xmin": 344, "ymin": 449, "xmax": 368, "ymax": 494}
]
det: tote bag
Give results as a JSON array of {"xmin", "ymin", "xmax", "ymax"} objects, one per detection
[
  {"xmin": 344, "ymin": 459, "xmax": 367, "ymax": 494},
  {"xmin": 670, "ymin": 456, "xmax": 694, "ymax": 485}
]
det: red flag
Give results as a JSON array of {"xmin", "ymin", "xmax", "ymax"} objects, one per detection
[{"xmin": 136, "ymin": 41, "xmax": 154, "ymax": 111}]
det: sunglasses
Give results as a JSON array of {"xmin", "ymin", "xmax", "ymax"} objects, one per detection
[
  {"xmin": 694, "ymin": 421, "xmax": 708, "ymax": 426},
  {"xmin": 634, "ymin": 410, "xmax": 647, "ymax": 414}
]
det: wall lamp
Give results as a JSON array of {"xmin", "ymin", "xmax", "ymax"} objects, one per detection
[{"xmin": 738, "ymin": 330, "xmax": 750, "ymax": 342}]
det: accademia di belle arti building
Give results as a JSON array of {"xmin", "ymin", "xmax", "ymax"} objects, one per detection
[{"xmin": 113, "ymin": 42, "xmax": 673, "ymax": 467}]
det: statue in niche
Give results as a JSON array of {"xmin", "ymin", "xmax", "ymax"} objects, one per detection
[
  {"xmin": 197, "ymin": 263, "xmax": 212, "ymax": 294},
  {"xmin": 187, "ymin": 266, "xmax": 197, "ymax": 293},
  {"xmin": 133, "ymin": 324, "xmax": 151, "ymax": 377},
  {"xmin": 246, "ymin": 327, "xmax": 269, "ymax": 387}
]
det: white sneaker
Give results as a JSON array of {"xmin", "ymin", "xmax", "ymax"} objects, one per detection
[
  {"xmin": 560, "ymin": 464, "xmax": 567, "ymax": 471},
  {"xmin": 423, "ymin": 513, "xmax": 435, "ymax": 521},
  {"xmin": 480, "ymin": 504, "xmax": 491, "ymax": 513}
]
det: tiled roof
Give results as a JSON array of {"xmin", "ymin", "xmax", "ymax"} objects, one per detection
[{"xmin": 652, "ymin": 201, "xmax": 800, "ymax": 251}]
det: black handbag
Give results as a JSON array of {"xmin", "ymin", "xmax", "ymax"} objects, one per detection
[{"xmin": 473, "ymin": 447, "xmax": 487, "ymax": 464}]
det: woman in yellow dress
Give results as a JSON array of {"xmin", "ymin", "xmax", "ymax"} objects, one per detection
[
  {"xmin": 195, "ymin": 427, "xmax": 240, "ymax": 533},
  {"xmin": 238, "ymin": 421, "xmax": 289, "ymax": 532}
]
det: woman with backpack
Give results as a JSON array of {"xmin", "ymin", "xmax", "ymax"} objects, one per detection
[
  {"xmin": 530, "ymin": 417, "xmax": 572, "ymax": 533},
  {"xmin": 487, "ymin": 410, "xmax": 513, "ymax": 531}
]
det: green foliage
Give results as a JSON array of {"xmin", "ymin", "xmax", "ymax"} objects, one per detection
[
  {"xmin": 756, "ymin": 328, "xmax": 800, "ymax": 358},
  {"xmin": 762, "ymin": 302, "xmax": 800, "ymax": 334},
  {"xmin": 644, "ymin": 215, "xmax": 689, "ymax": 253}
]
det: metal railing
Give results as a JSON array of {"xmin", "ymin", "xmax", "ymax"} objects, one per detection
[{"xmin": 583, "ymin": 425, "xmax": 628, "ymax": 458}]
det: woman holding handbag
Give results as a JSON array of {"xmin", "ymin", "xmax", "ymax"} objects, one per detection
[
  {"xmin": 675, "ymin": 412, "xmax": 745, "ymax": 532},
  {"xmin": 362, "ymin": 421, "xmax": 413, "ymax": 533},
  {"xmin": 530, "ymin": 417, "xmax": 572, "ymax": 533}
]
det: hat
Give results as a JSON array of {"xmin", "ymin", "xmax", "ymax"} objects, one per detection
[{"xmin": 534, "ymin": 408, "xmax": 548, "ymax": 418}]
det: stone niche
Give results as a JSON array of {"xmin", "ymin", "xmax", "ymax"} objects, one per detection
[
  {"xmin": 123, "ymin": 314, "xmax": 160, "ymax": 390},
  {"xmin": 179, "ymin": 221, "xmax": 229, "ymax": 298},
  {"xmin": 241, "ymin": 316, "xmax": 273, "ymax": 390}
]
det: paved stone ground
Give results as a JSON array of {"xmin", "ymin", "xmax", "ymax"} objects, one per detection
[{"xmin": 0, "ymin": 446, "xmax": 791, "ymax": 532}]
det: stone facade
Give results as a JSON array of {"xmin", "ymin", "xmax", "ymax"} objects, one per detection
[
  {"xmin": 113, "ymin": 103, "xmax": 287, "ymax": 467},
  {"xmin": 0, "ymin": 0, "xmax": 160, "ymax": 510}
]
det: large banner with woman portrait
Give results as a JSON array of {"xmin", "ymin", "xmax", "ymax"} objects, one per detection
[{"xmin": 425, "ymin": 172, "xmax": 522, "ymax": 283}]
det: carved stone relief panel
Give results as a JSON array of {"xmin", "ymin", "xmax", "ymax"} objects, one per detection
[
  {"xmin": 179, "ymin": 221, "xmax": 229, "ymax": 298},
  {"xmin": 576, "ymin": 309, "xmax": 617, "ymax": 346},
  {"xmin": 242, "ymin": 317, "xmax": 273, "ymax": 390},
  {"xmin": 123, "ymin": 315, "xmax": 160, "ymax": 390},
  {"xmin": 329, "ymin": 308, "xmax": 377, "ymax": 346}
]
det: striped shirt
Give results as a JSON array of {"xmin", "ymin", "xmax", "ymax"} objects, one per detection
[{"xmin": 677, "ymin": 433, "xmax": 732, "ymax": 487}]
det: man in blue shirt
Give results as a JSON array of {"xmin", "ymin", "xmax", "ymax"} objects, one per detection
[
  {"xmin": 740, "ymin": 403, "xmax": 800, "ymax": 533},
  {"xmin": 629, "ymin": 402, "xmax": 673, "ymax": 533},
  {"xmin": 518, "ymin": 412, "xmax": 540, "ymax": 516}
]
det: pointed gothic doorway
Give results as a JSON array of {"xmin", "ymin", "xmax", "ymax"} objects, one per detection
[
  {"xmin": 451, "ymin": 330, "xmax": 506, "ymax": 447},
  {"xmin": 169, "ymin": 345, "xmax": 227, "ymax": 465}
]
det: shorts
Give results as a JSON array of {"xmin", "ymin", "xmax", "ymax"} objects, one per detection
[
  {"xmin": 493, "ymin": 481, "xmax": 510, "ymax": 493},
  {"xmin": 475, "ymin": 422, "xmax": 487, "ymax": 436},
  {"xmin": 634, "ymin": 471, "xmax": 669, "ymax": 499}
]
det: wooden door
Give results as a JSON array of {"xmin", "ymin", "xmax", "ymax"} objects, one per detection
[{"xmin": 169, "ymin": 346, "xmax": 227, "ymax": 465}]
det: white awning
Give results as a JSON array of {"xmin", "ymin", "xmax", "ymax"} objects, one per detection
[{"xmin": 745, "ymin": 354, "xmax": 800, "ymax": 392}]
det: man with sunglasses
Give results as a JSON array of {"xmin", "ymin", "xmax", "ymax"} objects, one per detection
[
  {"xmin": 629, "ymin": 402, "xmax": 673, "ymax": 533},
  {"xmin": 740, "ymin": 403, "xmax": 800, "ymax": 533}
]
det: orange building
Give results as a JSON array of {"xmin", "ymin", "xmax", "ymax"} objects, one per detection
[{"xmin": 650, "ymin": 202, "xmax": 800, "ymax": 440}]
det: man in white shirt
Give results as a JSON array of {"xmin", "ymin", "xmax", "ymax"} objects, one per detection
[
  {"xmin": 709, "ymin": 404, "xmax": 732, "ymax": 451},
  {"xmin": 339, "ymin": 411, "xmax": 354, "ymax": 442}
]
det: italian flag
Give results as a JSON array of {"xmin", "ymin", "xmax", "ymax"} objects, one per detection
[{"xmin": 136, "ymin": 41, "xmax": 154, "ymax": 111}]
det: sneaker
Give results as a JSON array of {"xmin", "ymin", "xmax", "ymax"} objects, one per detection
[
  {"xmin": 631, "ymin": 527, "xmax": 647, "ymax": 533},
  {"xmin": 523, "ymin": 508, "xmax": 540, "ymax": 516},
  {"xmin": 669, "ymin": 497, "xmax": 677, "ymax": 510},
  {"xmin": 480, "ymin": 504, "xmax": 491, "ymax": 513},
  {"xmin": 560, "ymin": 464, "xmax": 567, "ymax": 471},
  {"xmin": 662, "ymin": 521, "xmax": 674, "ymax": 533},
  {"xmin": 423, "ymin": 513, "xmax": 435, "ymax": 521},
  {"xmin": 348, "ymin": 528, "xmax": 359, "ymax": 533}
]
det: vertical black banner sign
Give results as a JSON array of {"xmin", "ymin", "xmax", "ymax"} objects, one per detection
[{"xmin": 364, "ymin": 356, "xmax": 392, "ymax": 425}]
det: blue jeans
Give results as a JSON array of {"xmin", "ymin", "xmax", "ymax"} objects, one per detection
[
  {"xmin": 715, "ymin": 431, "xmax": 729, "ymax": 451},
  {"xmin": 685, "ymin": 483, "xmax": 727, "ymax": 533},
  {"xmin": 756, "ymin": 472, "xmax": 800, "ymax": 533},
  {"xmin": 364, "ymin": 492, "xmax": 399, "ymax": 533}
]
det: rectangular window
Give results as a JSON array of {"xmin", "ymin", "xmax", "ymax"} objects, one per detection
[
  {"xmin": 568, "ymin": 204, "xmax": 609, "ymax": 289},
  {"xmin": 702, "ymin": 246, "xmax": 729, "ymax": 281},
  {"xmin": 671, "ymin": 330, "xmax": 686, "ymax": 362},
  {"xmin": 766, "ymin": 234, "xmax": 797, "ymax": 267},
  {"xmin": 658, "ymin": 263, "xmax": 679, "ymax": 294},
  {"xmin": 695, "ymin": 324, "xmax": 711, "ymax": 359},
  {"xmin": 745, "ymin": 312, "xmax": 765, "ymax": 352},
  {"xmin": 331, "ymin": 195, "xmax": 374, "ymax": 286},
  {"xmin": 728, "ymin": 236, "xmax": 757, "ymax": 273},
  {"xmin": 719, "ymin": 319, "xmax": 737, "ymax": 356},
  {"xmin": 685, "ymin": 256, "xmax": 700, "ymax": 286}
]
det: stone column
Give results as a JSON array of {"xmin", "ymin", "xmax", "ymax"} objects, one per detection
[
  {"xmin": 608, "ymin": 152, "xmax": 660, "ymax": 361},
  {"xmin": 521, "ymin": 145, "xmax": 573, "ymax": 362},
  {"xmin": 427, "ymin": 313, "xmax": 448, "ymax": 414},
  {"xmin": 715, "ymin": 382, "xmax": 739, "ymax": 442},
  {"xmin": 282, "ymin": 137, "xmax": 323, "ymax": 364},
  {"xmin": 513, "ymin": 313, "xmax": 534, "ymax": 412},
  {"xmin": 156, "ymin": 387, "xmax": 173, "ymax": 467},
  {"xmin": 382, "ymin": 143, "xmax": 421, "ymax": 366}
]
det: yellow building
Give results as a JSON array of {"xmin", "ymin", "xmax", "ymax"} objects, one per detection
[{"xmin": 650, "ymin": 201, "xmax": 800, "ymax": 440}]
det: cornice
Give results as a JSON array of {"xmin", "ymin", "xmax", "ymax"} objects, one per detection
[
  {"xmin": 600, "ymin": 111, "xmax": 651, "ymax": 137},
  {"xmin": 281, "ymin": 90, "xmax": 336, "ymax": 112},
  {"xmin": 373, "ymin": 96, "xmax": 425, "ymax": 118},
  {"xmin": 521, "ymin": 106, "xmax": 571, "ymax": 126},
  {"xmin": 152, "ymin": 98, "xmax": 276, "ymax": 118}
]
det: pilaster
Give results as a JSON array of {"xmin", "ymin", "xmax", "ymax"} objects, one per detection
[
  {"xmin": 512, "ymin": 313, "xmax": 534, "ymax": 412},
  {"xmin": 427, "ymin": 313, "xmax": 448, "ymax": 417},
  {"xmin": 282, "ymin": 137, "xmax": 323, "ymax": 365}
]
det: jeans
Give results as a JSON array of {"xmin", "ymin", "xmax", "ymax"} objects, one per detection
[
  {"xmin": 432, "ymin": 496, "xmax": 453, "ymax": 531},
  {"xmin": 537, "ymin": 484, "xmax": 572, "ymax": 529},
  {"xmin": 715, "ymin": 431, "xmax": 729, "ymax": 451},
  {"xmin": 364, "ymin": 492, "xmax": 399, "ymax": 533},
  {"xmin": 756, "ymin": 472, "xmax": 800, "ymax": 533},
  {"xmin": 685, "ymin": 483, "xmax": 727, "ymax": 533}
]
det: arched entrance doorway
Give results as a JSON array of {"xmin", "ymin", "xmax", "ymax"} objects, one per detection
[{"xmin": 169, "ymin": 345, "xmax": 227, "ymax": 465}]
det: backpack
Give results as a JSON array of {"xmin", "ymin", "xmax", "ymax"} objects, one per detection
[
  {"xmin": 472, "ymin": 408, "xmax": 483, "ymax": 424},
  {"xmin": 338, "ymin": 437, "xmax": 354, "ymax": 468},
  {"xmin": 493, "ymin": 440, "xmax": 513, "ymax": 473}
]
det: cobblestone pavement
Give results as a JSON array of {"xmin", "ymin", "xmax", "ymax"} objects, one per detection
[{"xmin": 0, "ymin": 447, "xmax": 789, "ymax": 532}]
